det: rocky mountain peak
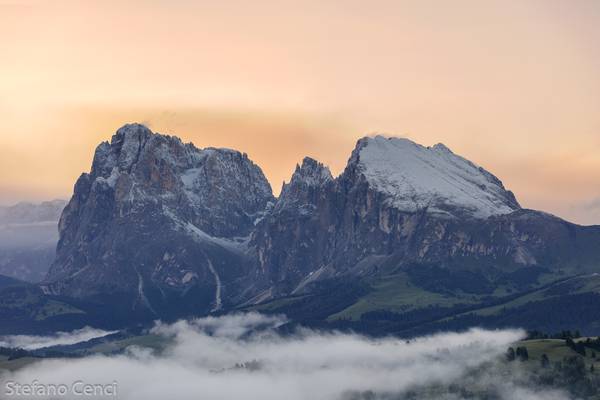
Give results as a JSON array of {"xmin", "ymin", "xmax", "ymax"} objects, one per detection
[
  {"xmin": 431, "ymin": 142, "xmax": 453, "ymax": 153},
  {"xmin": 109, "ymin": 123, "xmax": 153, "ymax": 170},
  {"xmin": 345, "ymin": 135, "xmax": 520, "ymax": 219},
  {"xmin": 274, "ymin": 157, "xmax": 333, "ymax": 212},
  {"xmin": 82, "ymin": 124, "xmax": 274, "ymax": 237},
  {"xmin": 112, "ymin": 122, "xmax": 153, "ymax": 141},
  {"xmin": 32, "ymin": 125, "xmax": 600, "ymax": 331},
  {"xmin": 45, "ymin": 124, "xmax": 275, "ymax": 307},
  {"xmin": 292, "ymin": 157, "xmax": 333, "ymax": 186}
]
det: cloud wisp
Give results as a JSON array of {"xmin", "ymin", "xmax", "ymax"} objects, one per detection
[
  {"xmin": 1, "ymin": 313, "xmax": 569, "ymax": 400},
  {"xmin": 582, "ymin": 197, "xmax": 600, "ymax": 213},
  {"xmin": 0, "ymin": 327, "xmax": 117, "ymax": 351}
]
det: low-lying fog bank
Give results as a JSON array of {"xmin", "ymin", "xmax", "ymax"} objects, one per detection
[{"xmin": 1, "ymin": 313, "xmax": 569, "ymax": 400}]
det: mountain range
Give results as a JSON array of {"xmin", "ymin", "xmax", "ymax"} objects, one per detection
[
  {"xmin": 0, "ymin": 199, "xmax": 66, "ymax": 282},
  {"xmin": 2, "ymin": 123, "xmax": 600, "ymax": 335}
]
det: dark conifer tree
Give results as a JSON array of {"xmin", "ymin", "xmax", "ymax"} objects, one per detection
[{"xmin": 506, "ymin": 347, "xmax": 516, "ymax": 362}]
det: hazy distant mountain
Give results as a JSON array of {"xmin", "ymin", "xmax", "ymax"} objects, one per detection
[
  {"xmin": 0, "ymin": 199, "xmax": 66, "ymax": 282},
  {"xmin": 5, "ymin": 124, "xmax": 600, "ymax": 335},
  {"xmin": 0, "ymin": 199, "xmax": 66, "ymax": 225}
]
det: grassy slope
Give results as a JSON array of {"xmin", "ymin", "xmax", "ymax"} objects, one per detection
[
  {"xmin": 516, "ymin": 338, "xmax": 600, "ymax": 373},
  {"xmin": 0, "ymin": 334, "xmax": 169, "ymax": 372},
  {"xmin": 328, "ymin": 272, "xmax": 600, "ymax": 324},
  {"xmin": 0, "ymin": 285, "xmax": 84, "ymax": 322},
  {"xmin": 249, "ymin": 296, "xmax": 310, "ymax": 313},
  {"xmin": 328, "ymin": 273, "xmax": 475, "ymax": 321},
  {"xmin": 240, "ymin": 269, "xmax": 600, "ymax": 337},
  {"xmin": 242, "ymin": 271, "xmax": 558, "ymax": 321},
  {"xmin": 87, "ymin": 334, "xmax": 167, "ymax": 354},
  {"xmin": 446, "ymin": 274, "xmax": 600, "ymax": 319}
]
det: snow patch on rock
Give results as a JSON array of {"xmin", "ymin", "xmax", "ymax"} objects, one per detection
[{"xmin": 355, "ymin": 136, "xmax": 520, "ymax": 219}]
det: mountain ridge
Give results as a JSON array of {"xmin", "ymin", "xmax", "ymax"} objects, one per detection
[
  {"xmin": 0, "ymin": 199, "xmax": 67, "ymax": 283},
  {"xmin": 3, "ymin": 123, "xmax": 599, "ymax": 335}
]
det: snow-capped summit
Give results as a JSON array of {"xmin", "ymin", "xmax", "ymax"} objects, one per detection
[{"xmin": 350, "ymin": 135, "xmax": 520, "ymax": 219}]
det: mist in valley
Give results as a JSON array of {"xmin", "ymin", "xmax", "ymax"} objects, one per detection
[{"xmin": 0, "ymin": 313, "xmax": 571, "ymax": 400}]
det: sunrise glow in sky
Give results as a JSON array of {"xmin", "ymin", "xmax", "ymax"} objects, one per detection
[{"xmin": 1, "ymin": 0, "xmax": 599, "ymax": 224}]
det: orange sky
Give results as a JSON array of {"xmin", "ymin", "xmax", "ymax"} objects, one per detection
[{"xmin": 1, "ymin": 0, "xmax": 599, "ymax": 224}]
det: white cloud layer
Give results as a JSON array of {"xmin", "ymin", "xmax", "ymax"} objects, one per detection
[
  {"xmin": 0, "ymin": 327, "xmax": 117, "ymax": 350},
  {"xmin": 0, "ymin": 313, "xmax": 570, "ymax": 400}
]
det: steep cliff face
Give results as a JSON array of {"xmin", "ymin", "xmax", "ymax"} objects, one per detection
[
  {"xmin": 250, "ymin": 158, "xmax": 336, "ymax": 297},
  {"xmin": 44, "ymin": 124, "xmax": 274, "ymax": 317},
  {"xmin": 330, "ymin": 136, "xmax": 521, "ymax": 270},
  {"xmin": 250, "ymin": 136, "xmax": 598, "ymax": 301},
  {"xmin": 39, "ymin": 126, "xmax": 600, "ymax": 325}
]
